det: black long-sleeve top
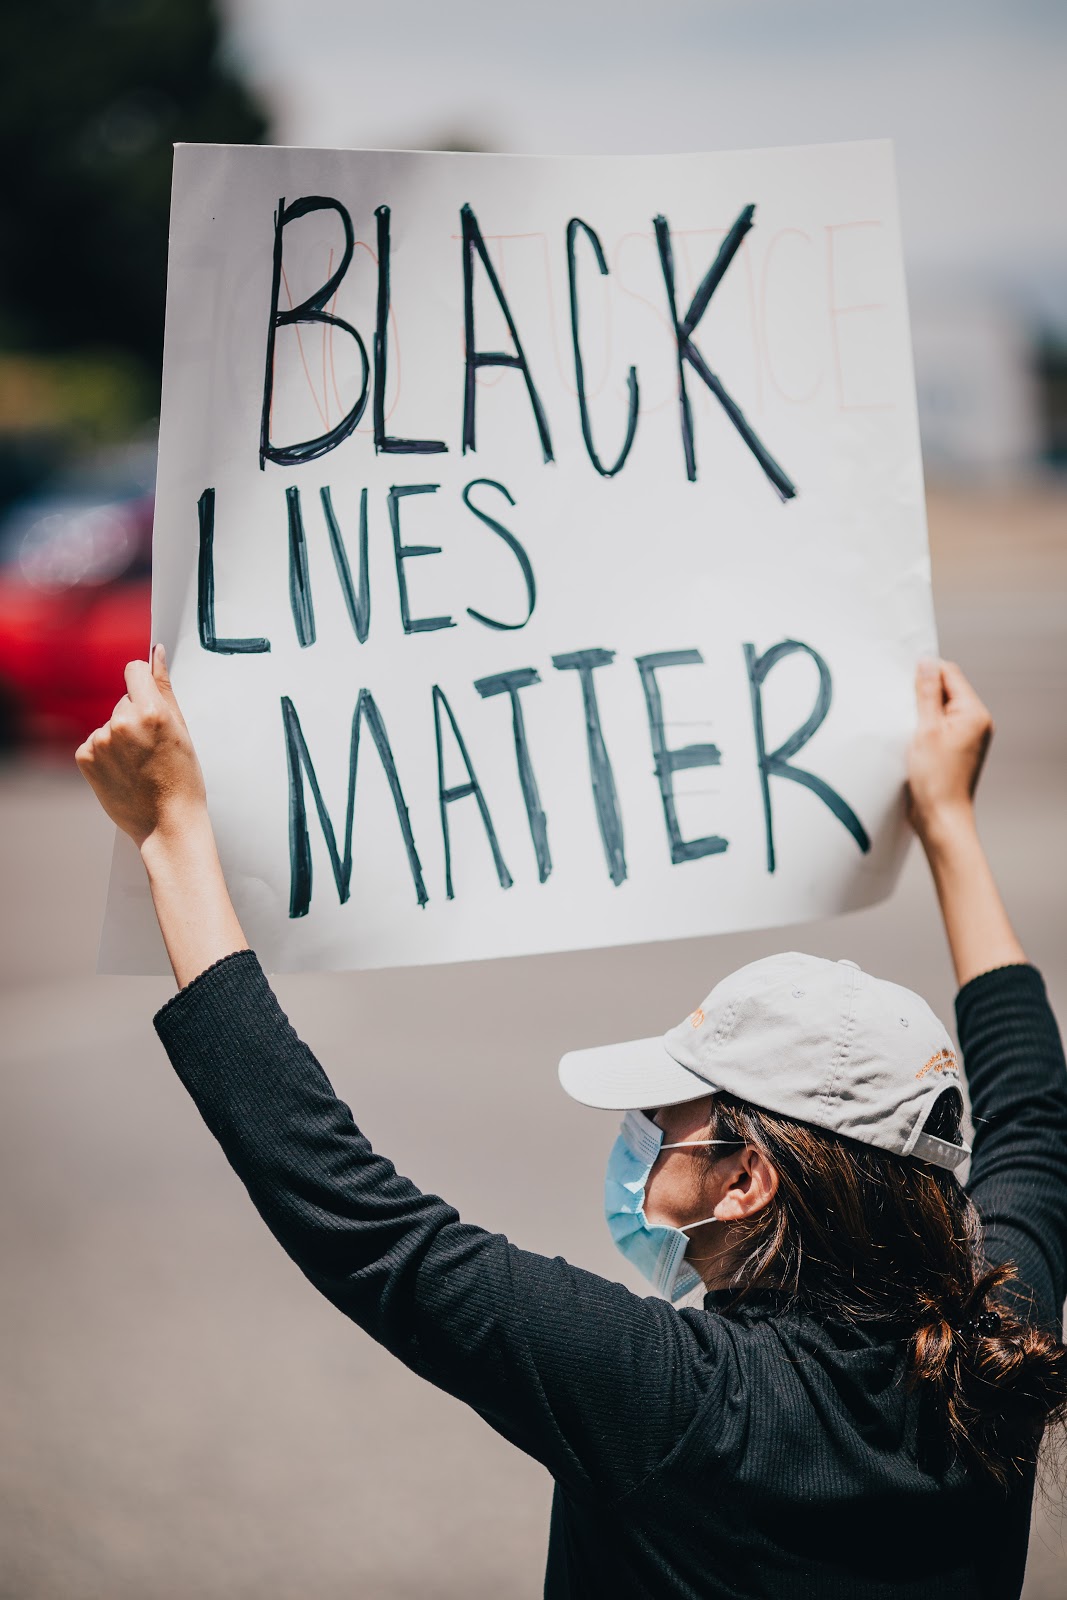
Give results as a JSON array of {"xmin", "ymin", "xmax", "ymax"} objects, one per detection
[{"xmin": 154, "ymin": 956, "xmax": 1067, "ymax": 1599}]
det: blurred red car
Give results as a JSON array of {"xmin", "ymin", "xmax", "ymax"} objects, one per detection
[{"xmin": 0, "ymin": 491, "xmax": 153, "ymax": 748}]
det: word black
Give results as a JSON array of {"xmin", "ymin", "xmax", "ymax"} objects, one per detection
[{"xmin": 259, "ymin": 196, "xmax": 796, "ymax": 496}]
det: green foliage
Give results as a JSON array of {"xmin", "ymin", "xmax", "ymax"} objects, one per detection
[
  {"xmin": 0, "ymin": 0, "xmax": 267, "ymax": 385},
  {"xmin": 0, "ymin": 351, "xmax": 156, "ymax": 443}
]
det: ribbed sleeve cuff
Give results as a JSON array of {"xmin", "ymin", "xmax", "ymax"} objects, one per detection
[
  {"xmin": 154, "ymin": 947, "xmax": 262, "ymax": 1029},
  {"xmin": 152, "ymin": 949, "xmax": 287, "ymax": 1115},
  {"xmin": 955, "ymin": 961, "xmax": 1045, "ymax": 1036},
  {"xmin": 153, "ymin": 948, "xmax": 259, "ymax": 1023}
]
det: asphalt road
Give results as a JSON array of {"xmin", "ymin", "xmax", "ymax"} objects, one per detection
[{"xmin": 2, "ymin": 486, "xmax": 1065, "ymax": 1599}]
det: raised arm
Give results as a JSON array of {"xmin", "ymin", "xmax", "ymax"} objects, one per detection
[
  {"xmin": 75, "ymin": 645, "xmax": 248, "ymax": 986},
  {"xmin": 907, "ymin": 659, "xmax": 1067, "ymax": 1331},
  {"xmin": 75, "ymin": 649, "xmax": 729, "ymax": 1501},
  {"xmin": 906, "ymin": 657, "xmax": 1026, "ymax": 987}
]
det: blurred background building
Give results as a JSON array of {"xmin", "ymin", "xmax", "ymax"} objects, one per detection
[
  {"xmin": 1, "ymin": 0, "xmax": 1065, "ymax": 749},
  {"xmin": 0, "ymin": 0, "xmax": 1064, "ymax": 747},
  {"xmin": 1, "ymin": 5, "xmax": 1065, "ymax": 1598}
]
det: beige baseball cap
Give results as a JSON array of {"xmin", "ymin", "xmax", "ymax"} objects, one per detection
[{"xmin": 559, "ymin": 952, "xmax": 969, "ymax": 1172}]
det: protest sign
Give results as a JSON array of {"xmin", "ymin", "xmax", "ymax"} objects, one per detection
[{"xmin": 100, "ymin": 139, "xmax": 936, "ymax": 974}]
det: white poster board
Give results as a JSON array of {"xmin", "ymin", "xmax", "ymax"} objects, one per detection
[{"xmin": 100, "ymin": 139, "xmax": 935, "ymax": 975}]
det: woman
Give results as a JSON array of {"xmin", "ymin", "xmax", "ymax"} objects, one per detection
[{"xmin": 76, "ymin": 652, "xmax": 1067, "ymax": 1599}]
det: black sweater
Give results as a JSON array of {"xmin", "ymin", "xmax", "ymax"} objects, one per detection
[{"xmin": 154, "ymin": 956, "xmax": 1067, "ymax": 1599}]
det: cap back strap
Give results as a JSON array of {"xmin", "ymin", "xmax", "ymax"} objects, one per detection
[{"xmin": 910, "ymin": 1130, "xmax": 971, "ymax": 1171}]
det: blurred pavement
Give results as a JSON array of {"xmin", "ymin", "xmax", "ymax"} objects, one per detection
[{"xmin": 1, "ymin": 485, "xmax": 1065, "ymax": 1598}]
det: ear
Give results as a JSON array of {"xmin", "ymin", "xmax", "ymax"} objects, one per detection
[{"xmin": 713, "ymin": 1146, "xmax": 779, "ymax": 1222}]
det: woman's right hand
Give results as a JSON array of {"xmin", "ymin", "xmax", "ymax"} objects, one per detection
[{"xmin": 906, "ymin": 658, "xmax": 994, "ymax": 849}]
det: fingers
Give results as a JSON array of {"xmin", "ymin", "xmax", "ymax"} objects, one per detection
[
  {"xmin": 939, "ymin": 658, "xmax": 987, "ymax": 714},
  {"xmin": 915, "ymin": 657, "xmax": 945, "ymax": 721},
  {"xmin": 970, "ymin": 727, "xmax": 992, "ymax": 796},
  {"xmin": 915, "ymin": 658, "xmax": 992, "ymax": 728},
  {"xmin": 121, "ymin": 655, "xmax": 178, "ymax": 745},
  {"xmin": 79, "ymin": 654, "xmax": 179, "ymax": 780},
  {"xmin": 124, "ymin": 657, "xmax": 163, "ymax": 708},
  {"xmin": 940, "ymin": 659, "xmax": 976, "ymax": 707},
  {"xmin": 151, "ymin": 642, "xmax": 178, "ymax": 705},
  {"xmin": 74, "ymin": 724, "xmax": 106, "ymax": 772},
  {"xmin": 941, "ymin": 659, "xmax": 994, "ymax": 733}
]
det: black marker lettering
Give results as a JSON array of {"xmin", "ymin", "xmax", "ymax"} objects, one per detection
[
  {"xmin": 260, "ymin": 196, "xmax": 370, "ymax": 470},
  {"xmin": 432, "ymin": 684, "xmax": 513, "ymax": 899},
  {"xmin": 373, "ymin": 205, "xmax": 447, "ymax": 455},
  {"xmin": 635, "ymin": 649, "xmax": 727, "ymax": 863},
  {"xmin": 462, "ymin": 478, "xmax": 535, "ymax": 631},
  {"xmin": 388, "ymin": 483, "xmax": 454, "ymax": 634},
  {"xmin": 281, "ymin": 690, "xmax": 428, "ymax": 917},
  {"xmin": 197, "ymin": 488, "xmax": 270, "ymax": 654},
  {"xmin": 286, "ymin": 486, "xmax": 315, "ymax": 648},
  {"xmin": 474, "ymin": 667, "xmax": 551, "ymax": 882},
  {"xmin": 461, "ymin": 202, "xmax": 553, "ymax": 464},
  {"xmin": 552, "ymin": 648, "xmax": 626, "ymax": 886},
  {"xmin": 567, "ymin": 218, "xmax": 638, "ymax": 477},
  {"xmin": 654, "ymin": 206, "xmax": 796, "ymax": 498},
  {"xmin": 743, "ymin": 638, "xmax": 870, "ymax": 873},
  {"xmin": 320, "ymin": 485, "xmax": 371, "ymax": 643}
]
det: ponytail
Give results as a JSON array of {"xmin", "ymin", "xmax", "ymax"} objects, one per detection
[
  {"xmin": 706, "ymin": 1093, "xmax": 1067, "ymax": 1488},
  {"xmin": 910, "ymin": 1261, "xmax": 1067, "ymax": 1488}
]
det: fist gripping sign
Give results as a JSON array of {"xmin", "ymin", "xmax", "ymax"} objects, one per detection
[{"xmin": 100, "ymin": 139, "xmax": 935, "ymax": 974}]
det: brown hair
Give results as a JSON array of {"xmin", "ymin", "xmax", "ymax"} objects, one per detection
[{"xmin": 703, "ymin": 1090, "xmax": 1067, "ymax": 1488}]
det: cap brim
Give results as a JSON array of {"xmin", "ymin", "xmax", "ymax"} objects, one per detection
[{"xmin": 558, "ymin": 1035, "xmax": 718, "ymax": 1110}]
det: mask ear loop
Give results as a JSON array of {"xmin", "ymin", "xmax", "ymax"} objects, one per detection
[{"xmin": 680, "ymin": 1214, "xmax": 722, "ymax": 1234}]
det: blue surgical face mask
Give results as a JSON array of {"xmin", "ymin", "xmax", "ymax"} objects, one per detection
[{"xmin": 605, "ymin": 1108, "xmax": 739, "ymax": 1301}]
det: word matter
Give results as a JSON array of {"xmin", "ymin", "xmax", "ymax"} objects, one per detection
[{"xmin": 280, "ymin": 638, "xmax": 871, "ymax": 918}]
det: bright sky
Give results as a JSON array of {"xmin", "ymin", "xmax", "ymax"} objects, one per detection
[{"xmin": 223, "ymin": 0, "xmax": 1066, "ymax": 312}]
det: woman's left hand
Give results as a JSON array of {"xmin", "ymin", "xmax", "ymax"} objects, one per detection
[{"xmin": 75, "ymin": 644, "xmax": 207, "ymax": 848}]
